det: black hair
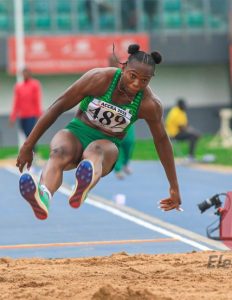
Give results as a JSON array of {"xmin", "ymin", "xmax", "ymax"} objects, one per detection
[
  {"xmin": 127, "ymin": 44, "xmax": 162, "ymax": 68},
  {"xmin": 112, "ymin": 43, "xmax": 162, "ymax": 72},
  {"xmin": 177, "ymin": 99, "xmax": 187, "ymax": 110}
]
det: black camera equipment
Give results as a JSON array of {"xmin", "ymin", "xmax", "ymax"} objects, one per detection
[
  {"xmin": 198, "ymin": 194, "xmax": 224, "ymax": 214},
  {"xmin": 197, "ymin": 192, "xmax": 231, "ymax": 241}
]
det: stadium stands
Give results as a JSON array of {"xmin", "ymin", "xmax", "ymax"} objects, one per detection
[
  {"xmin": 34, "ymin": 0, "xmax": 50, "ymax": 14},
  {"xmin": 0, "ymin": 0, "xmax": 7, "ymax": 13},
  {"xmin": 0, "ymin": 13, "xmax": 8, "ymax": 31},
  {"xmin": 186, "ymin": 11, "xmax": 205, "ymax": 28},
  {"xmin": 0, "ymin": 0, "xmax": 228, "ymax": 35},
  {"xmin": 163, "ymin": 12, "xmax": 182, "ymax": 29},
  {"xmin": 57, "ymin": 14, "xmax": 72, "ymax": 31},
  {"xmin": 163, "ymin": 0, "xmax": 181, "ymax": 12},
  {"xmin": 34, "ymin": 14, "xmax": 51, "ymax": 31},
  {"xmin": 57, "ymin": 0, "xmax": 72, "ymax": 14}
]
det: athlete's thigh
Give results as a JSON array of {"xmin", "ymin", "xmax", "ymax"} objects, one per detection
[
  {"xmin": 50, "ymin": 129, "xmax": 83, "ymax": 169},
  {"xmin": 83, "ymin": 139, "xmax": 119, "ymax": 176}
]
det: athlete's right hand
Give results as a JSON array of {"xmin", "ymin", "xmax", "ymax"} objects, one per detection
[
  {"xmin": 159, "ymin": 187, "xmax": 183, "ymax": 212},
  {"xmin": 16, "ymin": 144, "xmax": 34, "ymax": 173}
]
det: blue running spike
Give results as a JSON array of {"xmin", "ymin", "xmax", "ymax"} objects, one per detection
[
  {"xmin": 69, "ymin": 160, "xmax": 94, "ymax": 208},
  {"xmin": 19, "ymin": 173, "xmax": 49, "ymax": 220}
]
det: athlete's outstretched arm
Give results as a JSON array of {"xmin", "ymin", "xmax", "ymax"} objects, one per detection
[
  {"xmin": 16, "ymin": 68, "xmax": 112, "ymax": 172},
  {"xmin": 141, "ymin": 95, "xmax": 182, "ymax": 211}
]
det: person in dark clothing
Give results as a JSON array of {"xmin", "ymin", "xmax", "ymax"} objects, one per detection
[{"xmin": 166, "ymin": 99, "xmax": 201, "ymax": 159}]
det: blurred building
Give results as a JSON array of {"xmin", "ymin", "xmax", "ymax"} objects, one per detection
[{"xmin": 0, "ymin": 0, "xmax": 231, "ymax": 146}]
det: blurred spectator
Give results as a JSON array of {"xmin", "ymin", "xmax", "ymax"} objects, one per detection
[
  {"xmin": 9, "ymin": 68, "xmax": 42, "ymax": 151},
  {"xmin": 165, "ymin": 99, "xmax": 201, "ymax": 160},
  {"xmin": 85, "ymin": 0, "xmax": 93, "ymax": 22},
  {"xmin": 86, "ymin": 0, "xmax": 113, "ymax": 24},
  {"xmin": 97, "ymin": 0, "xmax": 113, "ymax": 13},
  {"xmin": 121, "ymin": 0, "xmax": 137, "ymax": 30},
  {"xmin": 144, "ymin": 0, "xmax": 158, "ymax": 29}
]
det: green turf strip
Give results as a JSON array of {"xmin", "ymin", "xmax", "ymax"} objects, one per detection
[{"xmin": 0, "ymin": 135, "xmax": 232, "ymax": 166}]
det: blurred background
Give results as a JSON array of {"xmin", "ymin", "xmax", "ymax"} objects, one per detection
[{"xmin": 0, "ymin": 0, "xmax": 231, "ymax": 153}]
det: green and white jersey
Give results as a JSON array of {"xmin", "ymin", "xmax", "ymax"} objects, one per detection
[{"xmin": 79, "ymin": 69, "xmax": 143, "ymax": 134}]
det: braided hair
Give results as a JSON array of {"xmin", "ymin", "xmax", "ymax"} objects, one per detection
[
  {"xmin": 112, "ymin": 43, "xmax": 162, "ymax": 74},
  {"xmin": 127, "ymin": 44, "xmax": 162, "ymax": 69}
]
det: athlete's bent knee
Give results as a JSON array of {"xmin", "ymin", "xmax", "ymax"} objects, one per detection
[
  {"xmin": 84, "ymin": 143, "xmax": 104, "ymax": 157},
  {"xmin": 50, "ymin": 146, "xmax": 74, "ymax": 165}
]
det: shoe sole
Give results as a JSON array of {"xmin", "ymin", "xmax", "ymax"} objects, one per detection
[
  {"xmin": 69, "ymin": 160, "xmax": 94, "ymax": 208},
  {"xmin": 19, "ymin": 174, "xmax": 48, "ymax": 220}
]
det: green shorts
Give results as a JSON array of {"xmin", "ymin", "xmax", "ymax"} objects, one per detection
[{"xmin": 65, "ymin": 118, "xmax": 122, "ymax": 150}]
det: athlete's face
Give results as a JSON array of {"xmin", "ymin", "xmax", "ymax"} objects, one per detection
[{"xmin": 121, "ymin": 61, "xmax": 154, "ymax": 95}]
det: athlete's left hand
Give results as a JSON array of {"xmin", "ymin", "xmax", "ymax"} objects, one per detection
[{"xmin": 159, "ymin": 187, "xmax": 183, "ymax": 211}]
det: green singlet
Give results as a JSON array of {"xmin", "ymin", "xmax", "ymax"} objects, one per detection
[{"xmin": 66, "ymin": 69, "xmax": 143, "ymax": 149}]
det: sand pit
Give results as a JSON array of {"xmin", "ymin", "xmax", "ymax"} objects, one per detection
[{"xmin": 1, "ymin": 250, "xmax": 231, "ymax": 300}]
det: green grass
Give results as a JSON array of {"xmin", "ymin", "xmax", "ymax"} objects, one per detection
[
  {"xmin": 133, "ymin": 135, "xmax": 232, "ymax": 165},
  {"xmin": 0, "ymin": 145, "xmax": 51, "ymax": 160},
  {"xmin": 1, "ymin": 135, "xmax": 232, "ymax": 166}
]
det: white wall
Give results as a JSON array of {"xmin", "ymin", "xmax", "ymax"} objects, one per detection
[
  {"xmin": 0, "ymin": 63, "xmax": 230, "ymax": 115},
  {"xmin": 150, "ymin": 64, "xmax": 231, "ymax": 108}
]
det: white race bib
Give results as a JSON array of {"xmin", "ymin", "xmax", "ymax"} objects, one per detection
[{"xmin": 85, "ymin": 98, "xmax": 132, "ymax": 133}]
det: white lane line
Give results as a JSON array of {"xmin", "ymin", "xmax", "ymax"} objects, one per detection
[
  {"xmin": 59, "ymin": 185, "xmax": 211, "ymax": 251},
  {"xmin": 88, "ymin": 195, "xmax": 227, "ymax": 251},
  {"xmin": 5, "ymin": 166, "xmax": 214, "ymax": 251}
]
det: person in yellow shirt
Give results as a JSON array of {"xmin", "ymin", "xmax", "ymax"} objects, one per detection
[{"xmin": 166, "ymin": 99, "xmax": 201, "ymax": 159}]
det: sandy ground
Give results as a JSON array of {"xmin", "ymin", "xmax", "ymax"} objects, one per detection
[
  {"xmin": 1, "ymin": 159, "xmax": 232, "ymax": 299},
  {"xmin": 0, "ymin": 251, "xmax": 232, "ymax": 300},
  {"xmin": 0, "ymin": 158, "xmax": 16, "ymax": 167}
]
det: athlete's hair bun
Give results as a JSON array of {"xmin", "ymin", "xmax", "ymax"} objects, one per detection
[
  {"xmin": 151, "ymin": 51, "xmax": 162, "ymax": 64},
  {"xmin": 128, "ymin": 44, "xmax": 140, "ymax": 55}
]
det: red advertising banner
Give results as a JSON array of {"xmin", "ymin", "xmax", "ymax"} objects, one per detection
[{"xmin": 8, "ymin": 34, "xmax": 149, "ymax": 74}]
